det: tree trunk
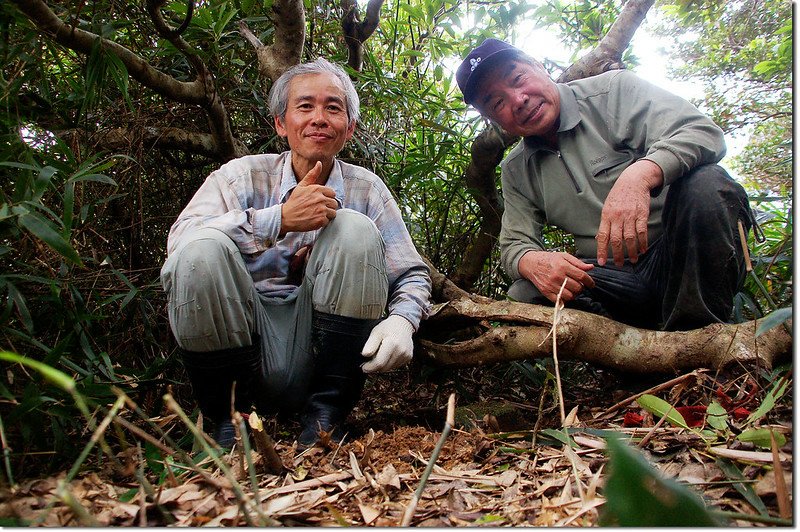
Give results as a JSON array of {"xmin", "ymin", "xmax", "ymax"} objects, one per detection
[{"xmin": 450, "ymin": 126, "xmax": 517, "ymax": 290}]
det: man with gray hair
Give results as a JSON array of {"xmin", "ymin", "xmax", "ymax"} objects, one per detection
[{"xmin": 161, "ymin": 58, "xmax": 431, "ymax": 448}]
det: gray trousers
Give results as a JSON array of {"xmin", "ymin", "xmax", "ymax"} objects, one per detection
[
  {"xmin": 509, "ymin": 164, "xmax": 753, "ymax": 331},
  {"xmin": 161, "ymin": 209, "xmax": 388, "ymax": 411}
]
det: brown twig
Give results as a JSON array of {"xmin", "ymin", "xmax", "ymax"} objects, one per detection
[
  {"xmin": 598, "ymin": 370, "xmax": 706, "ymax": 418},
  {"xmin": 637, "ymin": 398, "xmax": 682, "ymax": 449}
]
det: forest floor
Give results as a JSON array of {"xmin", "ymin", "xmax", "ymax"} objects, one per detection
[{"xmin": 0, "ymin": 360, "xmax": 793, "ymax": 527}]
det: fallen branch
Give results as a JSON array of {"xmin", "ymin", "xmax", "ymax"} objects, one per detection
[{"xmin": 418, "ymin": 299, "xmax": 792, "ymax": 373}]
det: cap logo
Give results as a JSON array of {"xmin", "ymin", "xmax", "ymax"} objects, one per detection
[{"xmin": 470, "ymin": 57, "xmax": 482, "ymax": 72}]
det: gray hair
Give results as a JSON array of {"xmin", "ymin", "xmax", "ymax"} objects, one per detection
[{"xmin": 268, "ymin": 58, "xmax": 360, "ymax": 125}]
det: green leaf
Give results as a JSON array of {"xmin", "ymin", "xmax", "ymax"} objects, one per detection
[
  {"xmin": 398, "ymin": 50, "xmax": 426, "ymax": 59},
  {"xmin": 540, "ymin": 428, "xmax": 577, "ymax": 448},
  {"xmin": 736, "ymin": 428, "xmax": 786, "ymax": 449},
  {"xmin": 600, "ymin": 435, "xmax": 723, "ymax": 526},
  {"xmin": 104, "ymin": 51, "xmax": 133, "ymax": 112},
  {"xmin": 398, "ymin": 3, "xmax": 424, "ymax": 20},
  {"xmin": 0, "ymin": 352, "xmax": 76, "ymax": 393},
  {"xmin": 0, "ymin": 203, "xmax": 11, "ymax": 223},
  {"xmin": 715, "ymin": 458, "xmax": 769, "ymax": 516},
  {"xmin": 5, "ymin": 282, "xmax": 33, "ymax": 334},
  {"xmin": 63, "ymin": 180, "xmax": 75, "ymax": 235},
  {"xmin": 69, "ymin": 174, "xmax": 118, "ymax": 186},
  {"xmin": 746, "ymin": 376, "xmax": 790, "ymax": 424},
  {"xmin": 17, "ymin": 213, "xmax": 83, "ymax": 266},
  {"xmin": 474, "ymin": 514, "xmax": 505, "ymax": 525},
  {"xmin": 755, "ymin": 307, "xmax": 791, "ymax": 336},
  {"xmin": 706, "ymin": 400, "xmax": 729, "ymax": 431},
  {"xmin": 636, "ymin": 394, "xmax": 689, "ymax": 429},
  {"xmin": 0, "ymin": 162, "xmax": 41, "ymax": 172}
]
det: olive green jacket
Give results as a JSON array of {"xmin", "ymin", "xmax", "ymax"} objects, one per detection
[{"xmin": 499, "ymin": 69, "xmax": 726, "ymax": 280}]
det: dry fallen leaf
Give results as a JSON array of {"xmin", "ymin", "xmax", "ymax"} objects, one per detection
[
  {"xmin": 376, "ymin": 463, "xmax": 401, "ymax": 489},
  {"xmin": 755, "ymin": 469, "xmax": 793, "ymax": 498},
  {"xmin": 358, "ymin": 502, "xmax": 381, "ymax": 525},
  {"xmin": 496, "ymin": 469, "xmax": 517, "ymax": 487}
]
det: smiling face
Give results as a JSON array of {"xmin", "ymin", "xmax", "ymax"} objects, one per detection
[
  {"xmin": 275, "ymin": 72, "xmax": 355, "ymax": 180},
  {"xmin": 474, "ymin": 59, "xmax": 561, "ymax": 140}
]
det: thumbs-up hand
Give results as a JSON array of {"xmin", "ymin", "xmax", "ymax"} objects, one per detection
[
  {"xmin": 280, "ymin": 161, "xmax": 338, "ymax": 235},
  {"xmin": 297, "ymin": 160, "xmax": 325, "ymax": 186}
]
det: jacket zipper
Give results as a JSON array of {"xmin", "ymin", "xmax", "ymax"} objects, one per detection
[{"xmin": 557, "ymin": 151, "xmax": 582, "ymax": 193}]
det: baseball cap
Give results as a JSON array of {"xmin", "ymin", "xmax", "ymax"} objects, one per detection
[{"xmin": 456, "ymin": 38, "xmax": 524, "ymax": 106}]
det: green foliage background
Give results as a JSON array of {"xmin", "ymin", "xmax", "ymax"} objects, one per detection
[{"xmin": 0, "ymin": 0, "xmax": 792, "ymax": 475}]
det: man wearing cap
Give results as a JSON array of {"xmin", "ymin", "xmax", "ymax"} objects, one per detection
[{"xmin": 456, "ymin": 39, "xmax": 755, "ymax": 331}]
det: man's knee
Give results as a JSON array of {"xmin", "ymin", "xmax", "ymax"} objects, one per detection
[
  {"xmin": 163, "ymin": 229, "xmax": 240, "ymax": 288},
  {"xmin": 163, "ymin": 229, "xmax": 254, "ymax": 351},
  {"xmin": 308, "ymin": 210, "xmax": 388, "ymax": 318},
  {"xmin": 171, "ymin": 229, "xmax": 238, "ymax": 269},
  {"xmin": 663, "ymin": 164, "xmax": 752, "ymax": 241},
  {"xmin": 320, "ymin": 209, "xmax": 383, "ymax": 256},
  {"xmin": 508, "ymin": 278, "xmax": 548, "ymax": 304},
  {"xmin": 668, "ymin": 165, "xmax": 749, "ymax": 214}
]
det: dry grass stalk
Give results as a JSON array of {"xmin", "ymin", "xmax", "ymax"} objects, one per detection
[
  {"xmin": 400, "ymin": 393, "xmax": 456, "ymax": 526},
  {"xmin": 550, "ymin": 279, "xmax": 588, "ymax": 505},
  {"xmin": 234, "ymin": 412, "xmax": 264, "ymax": 510},
  {"xmin": 163, "ymin": 394, "xmax": 275, "ymax": 526},
  {"xmin": 770, "ymin": 431, "xmax": 790, "ymax": 519},
  {"xmin": 543, "ymin": 278, "xmax": 568, "ymax": 425}
]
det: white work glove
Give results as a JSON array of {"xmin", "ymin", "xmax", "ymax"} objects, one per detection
[{"xmin": 361, "ymin": 315, "xmax": 415, "ymax": 373}]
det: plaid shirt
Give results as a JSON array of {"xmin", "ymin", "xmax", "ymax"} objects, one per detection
[{"xmin": 167, "ymin": 152, "xmax": 431, "ymax": 329}]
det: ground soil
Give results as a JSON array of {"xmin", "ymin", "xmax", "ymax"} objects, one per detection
[{"xmin": 0, "ymin": 360, "xmax": 793, "ymax": 526}]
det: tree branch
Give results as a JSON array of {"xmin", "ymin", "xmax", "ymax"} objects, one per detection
[
  {"xmin": 96, "ymin": 126, "xmax": 248, "ymax": 159},
  {"xmin": 558, "ymin": 0, "xmax": 655, "ymax": 83},
  {"xmin": 145, "ymin": 0, "xmax": 241, "ymax": 160},
  {"xmin": 240, "ymin": 0, "xmax": 305, "ymax": 83},
  {"xmin": 341, "ymin": 0, "xmax": 385, "ymax": 71},
  {"xmin": 12, "ymin": 0, "xmax": 204, "ymax": 104},
  {"xmin": 13, "ymin": 0, "xmax": 243, "ymax": 161}
]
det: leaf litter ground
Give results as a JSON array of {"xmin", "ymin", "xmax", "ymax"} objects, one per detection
[{"xmin": 0, "ymin": 361, "xmax": 792, "ymax": 526}]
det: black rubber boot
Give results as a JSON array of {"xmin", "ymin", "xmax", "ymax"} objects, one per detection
[
  {"xmin": 178, "ymin": 335, "xmax": 262, "ymax": 449},
  {"xmin": 298, "ymin": 313, "xmax": 378, "ymax": 447}
]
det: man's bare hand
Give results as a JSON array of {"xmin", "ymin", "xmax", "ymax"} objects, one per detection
[
  {"xmin": 519, "ymin": 250, "xmax": 595, "ymax": 303},
  {"xmin": 596, "ymin": 160, "xmax": 663, "ymax": 267},
  {"xmin": 280, "ymin": 161, "xmax": 338, "ymax": 235}
]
